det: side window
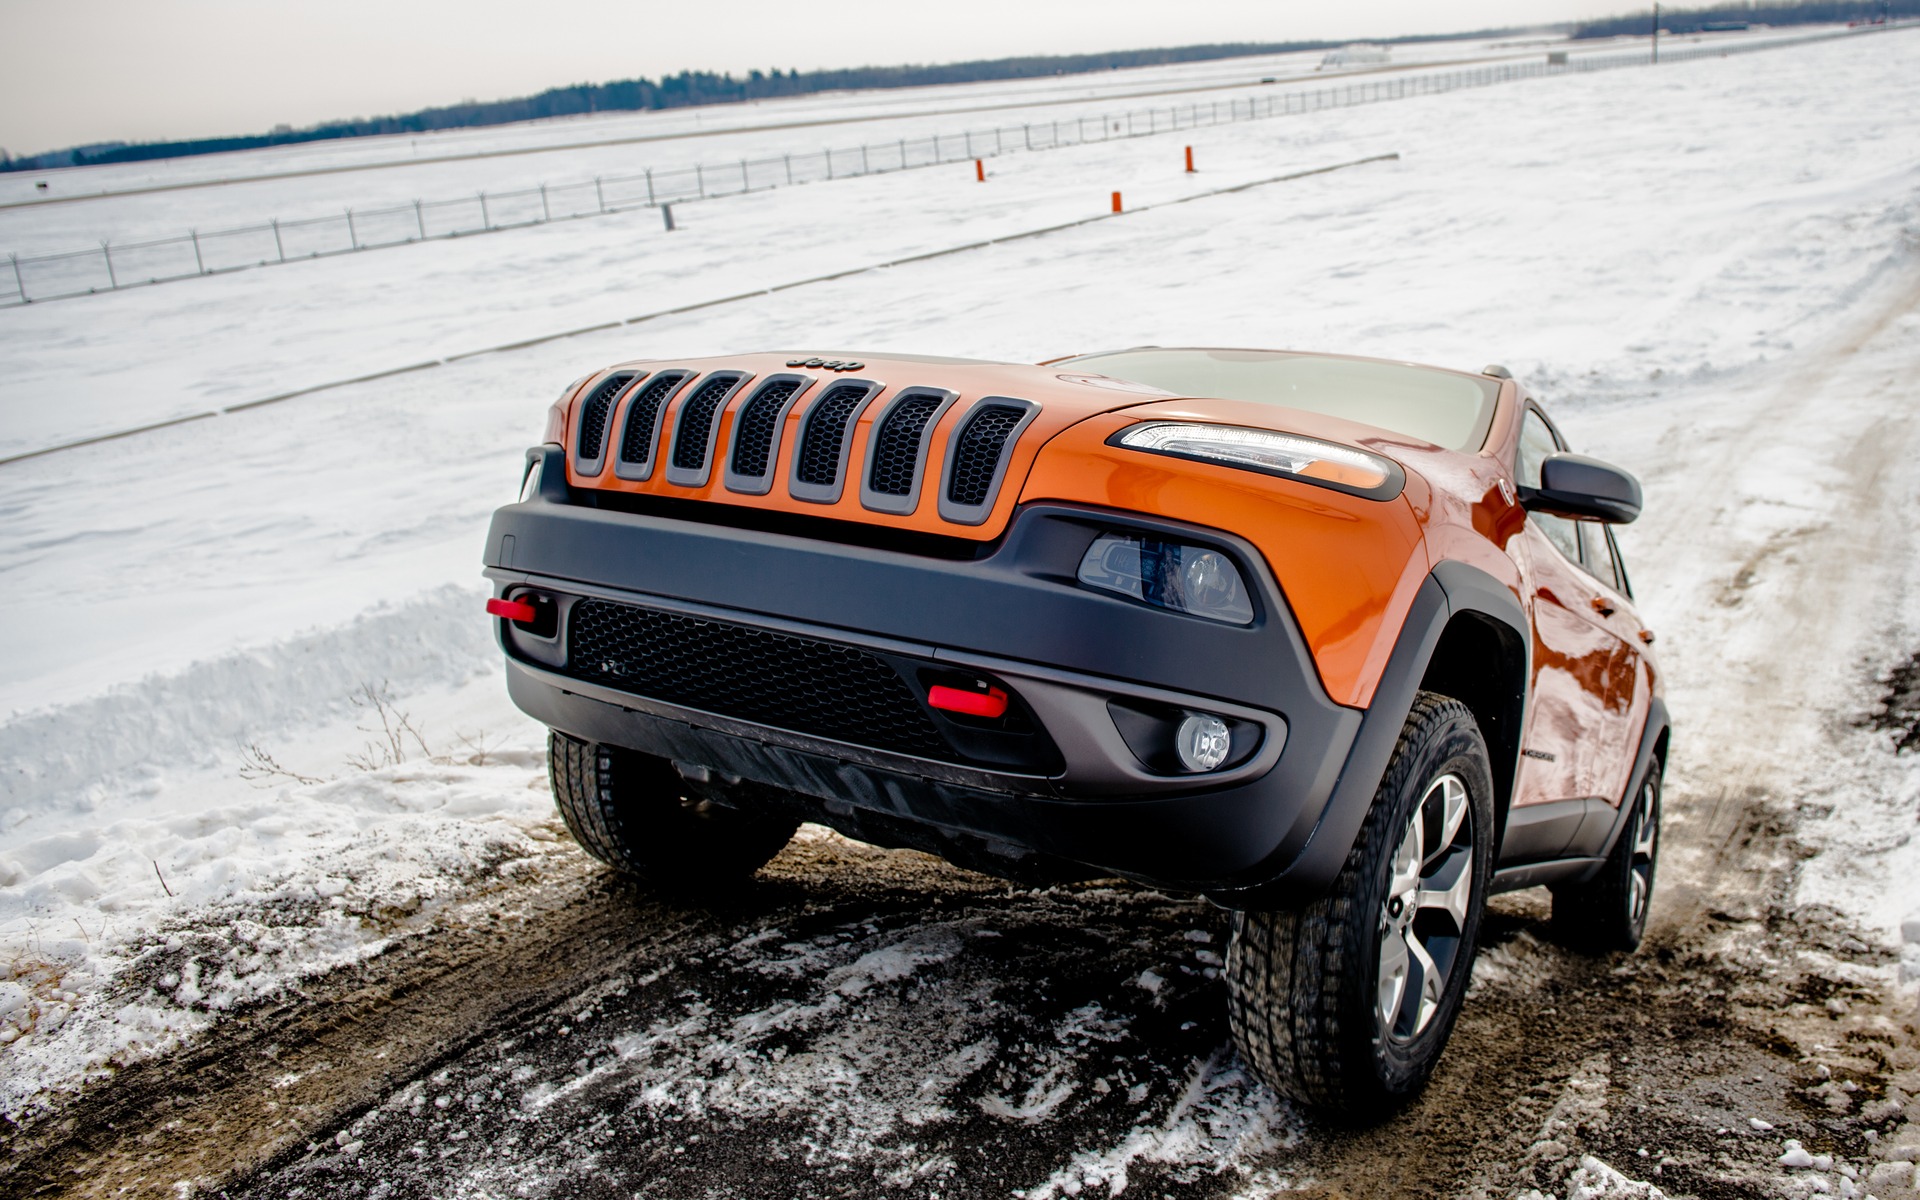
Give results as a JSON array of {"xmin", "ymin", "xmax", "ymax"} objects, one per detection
[
  {"xmin": 1517, "ymin": 410, "xmax": 1581, "ymax": 565},
  {"xmin": 1605, "ymin": 526, "xmax": 1633, "ymax": 598},
  {"xmin": 1578, "ymin": 521, "xmax": 1617, "ymax": 591}
]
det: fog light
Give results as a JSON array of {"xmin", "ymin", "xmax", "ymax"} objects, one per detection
[{"xmin": 1175, "ymin": 713, "xmax": 1232, "ymax": 772}]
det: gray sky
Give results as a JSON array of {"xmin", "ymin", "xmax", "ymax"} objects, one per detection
[{"xmin": 0, "ymin": 0, "xmax": 1639, "ymax": 154}]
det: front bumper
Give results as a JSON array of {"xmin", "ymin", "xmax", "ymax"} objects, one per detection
[{"xmin": 485, "ymin": 445, "xmax": 1368, "ymax": 896}]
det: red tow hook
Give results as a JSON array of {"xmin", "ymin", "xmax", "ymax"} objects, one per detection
[
  {"xmin": 927, "ymin": 684, "xmax": 1009, "ymax": 719},
  {"xmin": 486, "ymin": 596, "xmax": 538, "ymax": 624}
]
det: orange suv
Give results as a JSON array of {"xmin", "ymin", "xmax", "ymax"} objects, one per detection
[{"xmin": 484, "ymin": 347, "xmax": 1666, "ymax": 1120}]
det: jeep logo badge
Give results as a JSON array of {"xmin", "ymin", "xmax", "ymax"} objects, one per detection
[{"xmin": 787, "ymin": 358, "xmax": 864, "ymax": 371}]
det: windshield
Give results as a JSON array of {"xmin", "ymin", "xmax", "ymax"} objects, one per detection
[{"xmin": 1059, "ymin": 348, "xmax": 1500, "ymax": 450}]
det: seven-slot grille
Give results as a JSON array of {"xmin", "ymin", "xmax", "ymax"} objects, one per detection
[
  {"xmin": 574, "ymin": 369, "xmax": 1036, "ymax": 520},
  {"xmin": 563, "ymin": 598, "xmax": 954, "ymax": 760},
  {"xmin": 729, "ymin": 379, "xmax": 802, "ymax": 485},
  {"xmin": 574, "ymin": 372, "xmax": 636, "ymax": 464},
  {"xmin": 868, "ymin": 393, "xmax": 947, "ymax": 497},
  {"xmin": 794, "ymin": 383, "xmax": 873, "ymax": 487},
  {"xmin": 946, "ymin": 403, "xmax": 1028, "ymax": 508},
  {"xmin": 616, "ymin": 372, "xmax": 690, "ymax": 473},
  {"xmin": 670, "ymin": 373, "xmax": 744, "ymax": 472}
]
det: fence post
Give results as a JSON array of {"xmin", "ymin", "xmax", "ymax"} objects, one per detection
[
  {"xmin": 190, "ymin": 229, "xmax": 205, "ymax": 274},
  {"xmin": 933, "ymin": 133, "xmax": 940, "ymax": 160},
  {"xmin": 743, "ymin": 158, "xmax": 752, "ymax": 189},
  {"xmin": 10, "ymin": 253, "xmax": 24, "ymax": 303},
  {"xmin": 898, "ymin": 139, "xmax": 906, "ymax": 169},
  {"xmin": 827, "ymin": 152, "xmax": 835, "ymax": 180},
  {"xmin": 346, "ymin": 209, "xmax": 359, "ymax": 249},
  {"xmin": 479, "ymin": 193, "xmax": 490, "ymax": 230},
  {"xmin": 540, "ymin": 184, "xmax": 550, "ymax": 221},
  {"xmin": 784, "ymin": 154, "xmax": 792, "ymax": 185},
  {"xmin": 1024, "ymin": 124, "xmax": 1031, "ymax": 150},
  {"xmin": 595, "ymin": 177, "xmax": 605, "ymax": 212},
  {"xmin": 860, "ymin": 145, "xmax": 868, "ymax": 175},
  {"xmin": 965, "ymin": 130, "xmax": 973, "ymax": 157},
  {"xmin": 996, "ymin": 128, "xmax": 1003, "ymax": 154},
  {"xmin": 646, "ymin": 168, "xmax": 655, "ymax": 206},
  {"xmin": 414, "ymin": 199, "xmax": 426, "ymax": 238},
  {"xmin": 272, "ymin": 218, "xmax": 285, "ymax": 262},
  {"xmin": 696, "ymin": 163, "xmax": 706, "ymax": 197},
  {"xmin": 101, "ymin": 241, "xmax": 117, "ymax": 289}
]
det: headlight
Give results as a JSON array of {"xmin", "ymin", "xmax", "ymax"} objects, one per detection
[
  {"xmin": 1110, "ymin": 422, "xmax": 1402, "ymax": 499},
  {"xmin": 1076, "ymin": 533, "xmax": 1254, "ymax": 625},
  {"xmin": 518, "ymin": 459, "xmax": 543, "ymax": 503}
]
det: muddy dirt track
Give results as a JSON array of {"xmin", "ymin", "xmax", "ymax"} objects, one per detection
[{"xmin": 8, "ymin": 283, "xmax": 1920, "ymax": 1200}]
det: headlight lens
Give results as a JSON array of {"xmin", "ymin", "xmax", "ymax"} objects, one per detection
[
  {"xmin": 518, "ymin": 459, "xmax": 542, "ymax": 503},
  {"xmin": 1076, "ymin": 533, "xmax": 1254, "ymax": 625},
  {"xmin": 1111, "ymin": 422, "xmax": 1401, "ymax": 498}
]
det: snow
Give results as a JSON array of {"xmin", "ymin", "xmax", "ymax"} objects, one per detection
[{"xmin": 3, "ymin": 19, "xmax": 1920, "ymax": 1182}]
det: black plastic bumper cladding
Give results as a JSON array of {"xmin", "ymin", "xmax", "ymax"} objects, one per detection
[{"xmin": 486, "ymin": 444, "xmax": 1516, "ymax": 902}]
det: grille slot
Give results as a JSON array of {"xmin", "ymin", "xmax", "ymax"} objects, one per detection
[
  {"xmin": 869, "ymin": 394, "xmax": 945, "ymax": 496},
  {"xmin": 946, "ymin": 403, "xmax": 1028, "ymax": 507},
  {"xmin": 671, "ymin": 373, "xmax": 742, "ymax": 473},
  {"xmin": 575, "ymin": 372, "xmax": 636, "ymax": 466},
  {"xmin": 796, "ymin": 384, "xmax": 870, "ymax": 486},
  {"xmin": 563, "ymin": 599, "xmax": 953, "ymax": 760},
  {"xmin": 616, "ymin": 372, "xmax": 689, "ymax": 474},
  {"xmin": 729, "ymin": 379, "xmax": 801, "ymax": 483}
]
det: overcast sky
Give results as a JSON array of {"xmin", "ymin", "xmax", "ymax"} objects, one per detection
[{"xmin": 0, "ymin": 0, "xmax": 1643, "ymax": 154}]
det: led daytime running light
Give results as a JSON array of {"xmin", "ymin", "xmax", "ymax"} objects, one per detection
[{"xmin": 1115, "ymin": 422, "xmax": 1400, "ymax": 497}]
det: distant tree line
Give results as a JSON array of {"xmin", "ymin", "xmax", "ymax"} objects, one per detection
[
  {"xmin": 5, "ymin": 32, "xmax": 1508, "ymax": 173},
  {"xmin": 1572, "ymin": 0, "xmax": 1913, "ymax": 37}
]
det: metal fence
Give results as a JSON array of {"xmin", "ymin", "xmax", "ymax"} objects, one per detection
[{"xmin": 0, "ymin": 23, "xmax": 1896, "ymax": 308}]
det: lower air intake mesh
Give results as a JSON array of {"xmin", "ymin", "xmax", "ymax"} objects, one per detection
[
  {"xmin": 563, "ymin": 599, "xmax": 953, "ymax": 760},
  {"xmin": 619, "ymin": 373, "xmax": 685, "ymax": 465},
  {"xmin": 795, "ymin": 384, "xmax": 869, "ymax": 487},
  {"xmin": 672, "ymin": 374, "xmax": 740, "ymax": 471},
  {"xmin": 947, "ymin": 404, "xmax": 1026, "ymax": 507},
  {"xmin": 576, "ymin": 373, "xmax": 635, "ymax": 462},
  {"xmin": 730, "ymin": 380, "xmax": 800, "ymax": 480},
  {"xmin": 868, "ymin": 393, "xmax": 945, "ymax": 496}
]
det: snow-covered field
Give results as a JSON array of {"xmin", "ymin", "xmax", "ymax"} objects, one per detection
[{"xmin": 4, "ymin": 24, "xmax": 1920, "ymax": 1198}]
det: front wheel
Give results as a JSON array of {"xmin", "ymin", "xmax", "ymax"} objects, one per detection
[
  {"xmin": 1226, "ymin": 692, "xmax": 1494, "ymax": 1121},
  {"xmin": 548, "ymin": 732, "xmax": 798, "ymax": 891}
]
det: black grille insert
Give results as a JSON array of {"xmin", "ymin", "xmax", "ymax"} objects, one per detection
[
  {"xmin": 795, "ymin": 384, "xmax": 869, "ymax": 487},
  {"xmin": 576, "ymin": 373, "xmax": 635, "ymax": 463},
  {"xmin": 730, "ymin": 379, "xmax": 800, "ymax": 480},
  {"xmin": 868, "ymin": 393, "xmax": 945, "ymax": 497},
  {"xmin": 947, "ymin": 404, "xmax": 1027, "ymax": 507},
  {"xmin": 563, "ymin": 599, "xmax": 952, "ymax": 760},
  {"xmin": 618, "ymin": 373, "xmax": 687, "ymax": 466},
  {"xmin": 672, "ymin": 374, "xmax": 741, "ymax": 471}
]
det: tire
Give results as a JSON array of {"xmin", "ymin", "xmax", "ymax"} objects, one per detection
[
  {"xmin": 1226, "ymin": 692, "xmax": 1495, "ymax": 1121},
  {"xmin": 547, "ymin": 732, "xmax": 798, "ymax": 890},
  {"xmin": 1552, "ymin": 756, "xmax": 1662, "ymax": 952}
]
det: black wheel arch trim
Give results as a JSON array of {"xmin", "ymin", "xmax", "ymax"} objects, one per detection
[{"xmin": 1208, "ymin": 560, "xmax": 1531, "ymax": 909}]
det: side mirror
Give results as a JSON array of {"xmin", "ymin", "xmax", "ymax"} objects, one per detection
[{"xmin": 1520, "ymin": 453, "xmax": 1642, "ymax": 524}]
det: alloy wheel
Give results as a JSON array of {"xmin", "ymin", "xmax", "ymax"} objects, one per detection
[
  {"xmin": 1626, "ymin": 775, "xmax": 1660, "ymax": 929},
  {"xmin": 1377, "ymin": 773, "xmax": 1476, "ymax": 1043}
]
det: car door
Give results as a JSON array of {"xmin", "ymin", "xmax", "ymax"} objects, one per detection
[
  {"xmin": 1511, "ymin": 409, "xmax": 1636, "ymax": 811},
  {"xmin": 1577, "ymin": 519, "xmax": 1652, "ymax": 805}
]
